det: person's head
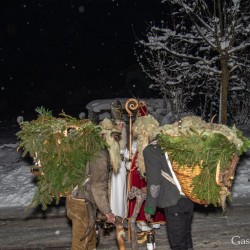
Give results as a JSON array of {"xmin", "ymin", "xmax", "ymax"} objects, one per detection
[
  {"xmin": 99, "ymin": 118, "xmax": 122, "ymax": 173},
  {"xmin": 133, "ymin": 114, "xmax": 160, "ymax": 142},
  {"xmin": 110, "ymin": 99, "xmax": 123, "ymax": 121},
  {"xmin": 132, "ymin": 111, "xmax": 160, "ymax": 177},
  {"xmin": 110, "ymin": 99, "xmax": 128, "ymax": 150},
  {"xmin": 136, "ymin": 100, "xmax": 148, "ymax": 117}
]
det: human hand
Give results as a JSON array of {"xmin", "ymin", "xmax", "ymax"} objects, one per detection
[
  {"xmin": 145, "ymin": 213, "xmax": 153, "ymax": 223},
  {"xmin": 105, "ymin": 212, "xmax": 116, "ymax": 224}
]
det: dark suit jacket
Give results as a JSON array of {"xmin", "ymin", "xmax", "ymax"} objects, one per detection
[{"xmin": 143, "ymin": 143, "xmax": 183, "ymax": 215}]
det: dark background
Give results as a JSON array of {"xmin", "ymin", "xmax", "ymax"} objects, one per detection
[{"xmin": 0, "ymin": 0, "xmax": 165, "ymax": 120}]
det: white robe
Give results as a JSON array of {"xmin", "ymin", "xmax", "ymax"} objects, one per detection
[{"xmin": 110, "ymin": 148, "xmax": 129, "ymax": 218}]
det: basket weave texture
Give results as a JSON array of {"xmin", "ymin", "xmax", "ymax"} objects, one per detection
[{"xmin": 172, "ymin": 162, "xmax": 207, "ymax": 205}]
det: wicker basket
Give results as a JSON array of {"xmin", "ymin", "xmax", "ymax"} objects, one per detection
[
  {"xmin": 172, "ymin": 162, "xmax": 207, "ymax": 205},
  {"xmin": 172, "ymin": 154, "xmax": 239, "ymax": 206}
]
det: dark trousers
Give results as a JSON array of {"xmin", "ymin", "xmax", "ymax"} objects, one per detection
[{"xmin": 164, "ymin": 198, "xmax": 194, "ymax": 250}]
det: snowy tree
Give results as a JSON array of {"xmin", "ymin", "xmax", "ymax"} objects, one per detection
[
  {"xmin": 136, "ymin": 0, "xmax": 250, "ymax": 125},
  {"xmin": 136, "ymin": 42, "xmax": 196, "ymax": 122}
]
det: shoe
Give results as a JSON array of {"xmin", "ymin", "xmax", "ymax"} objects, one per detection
[
  {"xmin": 95, "ymin": 224, "xmax": 101, "ymax": 247},
  {"xmin": 102, "ymin": 222, "xmax": 111, "ymax": 237},
  {"xmin": 137, "ymin": 231, "xmax": 146, "ymax": 237},
  {"xmin": 152, "ymin": 223, "xmax": 160, "ymax": 229},
  {"xmin": 102, "ymin": 227, "xmax": 110, "ymax": 237},
  {"xmin": 137, "ymin": 221, "xmax": 153, "ymax": 231},
  {"xmin": 137, "ymin": 232, "xmax": 148, "ymax": 244}
]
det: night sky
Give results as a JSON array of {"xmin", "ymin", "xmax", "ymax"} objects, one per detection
[{"xmin": 0, "ymin": 0, "xmax": 164, "ymax": 120}]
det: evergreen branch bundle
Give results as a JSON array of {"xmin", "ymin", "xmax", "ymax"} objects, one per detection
[
  {"xmin": 17, "ymin": 107, "xmax": 106, "ymax": 210},
  {"xmin": 157, "ymin": 116, "xmax": 250, "ymax": 207}
]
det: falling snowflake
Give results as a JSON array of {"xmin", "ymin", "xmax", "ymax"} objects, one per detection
[
  {"xmin": 55, "ymin": 230, "xmax": 60, "ymax": 235},
  {"xmin": 78, "ymin": 6, "xmax": 85, "ymax": 13}
]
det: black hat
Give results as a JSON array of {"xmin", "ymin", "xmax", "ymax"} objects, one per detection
[{"xmin": 110, "ymin": 100, "xmax": 123, "ymax": 120}]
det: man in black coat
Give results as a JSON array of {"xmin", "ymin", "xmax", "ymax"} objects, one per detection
[{"xmin": 143, "ymin": 141, "xmax": 194, "ymax": 250}]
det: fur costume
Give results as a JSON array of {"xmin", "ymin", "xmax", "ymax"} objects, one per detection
[
  {"xmin": 132, "ymin": 114, "xmax": 160, "ymax": 177},
  {"xmin": 99, "ymin": 118, "xmax": 122, "ymax": 173}
]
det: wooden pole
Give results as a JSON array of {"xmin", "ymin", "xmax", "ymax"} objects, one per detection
[{"xmin": 125, "ymin": 98, "xmax": 139, "ymax": 160}]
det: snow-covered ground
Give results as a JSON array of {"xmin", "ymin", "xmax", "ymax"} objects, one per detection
[
  {"xmin": 0, "ymin": 127, "xmax": 36, "ymax": 209},
  {"xmin": 0, "ymin": 103, "xmax": 249, "ymax": 216}
]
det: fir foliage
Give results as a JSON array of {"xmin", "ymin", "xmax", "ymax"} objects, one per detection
[
  {"xmin": 157, "ymin": 129, "xmax": 250, "ymax": 206},
  {"xmin": 16, "ymin": 107, "xmax": 107, "ymax": 210}
]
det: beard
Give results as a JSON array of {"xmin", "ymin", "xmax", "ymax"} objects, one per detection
[
  {"xmin": 104, "ymin": 132, "xmax": 121, "ymax": 173},
  {"xmin": 117, "ymin": 121, "xmax": 127, "ymax": 151}
]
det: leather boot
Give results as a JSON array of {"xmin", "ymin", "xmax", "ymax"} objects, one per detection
[{"xmin": 102, "ymin": 222, "xmax": 111, "ymax": 237}]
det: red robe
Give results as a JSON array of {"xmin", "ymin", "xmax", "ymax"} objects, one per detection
[{"xmin": 127, "ymin": 152, "xmax": 166, "ymax": 224}]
